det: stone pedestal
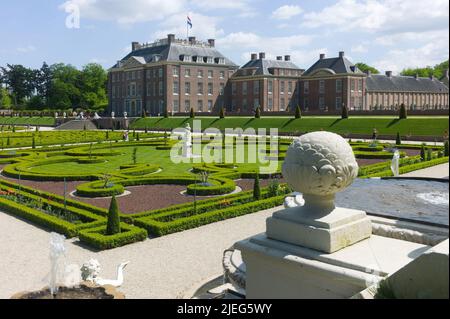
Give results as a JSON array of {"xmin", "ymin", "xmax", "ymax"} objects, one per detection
[
  {"xmin": 267, "ymin": 206, "xmax": 372, "ymax": 254},
  {"xmin": 235, "ymin": 234, "xmax": 430, "ymax": 299}
]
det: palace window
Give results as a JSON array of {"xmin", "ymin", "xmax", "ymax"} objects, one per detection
[
  {"xmin": 242, "ymin": 82, "xmax": 248, "ymax": 95},
  {"xmin": 319, "ymin": 80, "xmax": 325, "ymax": 94},
  {"xmin": 198, "ymin": 82, "xmax": 204, "ymax": 95},
  {"xmin": 304, "ymin": 81, "xmax": 309, "ymax": 94},
  {"xmin": 336, "ymin": 79, "xmax": 342, "ymax": 93},
  {"xmin": 208, "ymin": 83, "xmax": 213, "ymax": 95},
  {"xmin": 185, "ymin": 82, "xmax": 191, "ymax": 95},
  {"xmin": 173, "ymin": 81, "xmax": 179, "ymax": 95}
]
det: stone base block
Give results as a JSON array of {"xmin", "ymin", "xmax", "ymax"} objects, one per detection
[{"xmin": 266, "ymin": 206, "xmax": 372, "ymax": 253}]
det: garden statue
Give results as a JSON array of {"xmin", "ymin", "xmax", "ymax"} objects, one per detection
[
  {"xmin": 93, "ymin": 112, "xmax": 101, "ymax": 120},
  {"xmin": 111, "ymin": 111, "xmax": 115, "ymax": 119},
  {"xmin": 54, "ymin": 112, "xmax": 58, "ymax": 118},
  {"xmin": 80, "ymin": 259, "xmax": 101, "ymax": 282},
  {"xmin": 48, "ymin": 233, "xmax": 66, "ymax": 295},
  {"xmin": 63, "ymin": 112, "xmax": 67, "ymax": 119},
  {"xmin": 124, "ymin": 112, "xmax": 128, "ymax": 119},
  {"xmin": 80, "ymin": 259, "xmax": 129, "ymax": 287},
  {"xmin": 391, "ymin": 150, "xmax": 400, "ymax": 177},
  {"xmin": 94, "ymin": 262, "xmax": 130, "ymax": 287},
  {"xmin": 182, "ymin": 123, "xmax": 193, "ymax": 158}
]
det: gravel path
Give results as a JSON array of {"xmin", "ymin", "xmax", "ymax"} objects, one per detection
[
  {"xmin": 401, "ymin": 163, "xmax": 449, "ymax": 179},
  {"xmin": 0, "ymin": 206, "xmax": 280, "ymax": 299}
]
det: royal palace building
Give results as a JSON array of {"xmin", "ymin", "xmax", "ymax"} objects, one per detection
[{"xmin": 108, "ymin": 35, "xmax": 449, "ymax": 116}]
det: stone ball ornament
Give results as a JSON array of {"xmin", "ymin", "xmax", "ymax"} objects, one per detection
[{"xmin": 282, "ymin": 132, "xmax": 359, "ymax": 199}]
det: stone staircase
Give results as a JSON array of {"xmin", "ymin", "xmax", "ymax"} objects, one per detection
[{"xmin": 55, "ymin": 119, "xmax": 98, "ymax": 130}]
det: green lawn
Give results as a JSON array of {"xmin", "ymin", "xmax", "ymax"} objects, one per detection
[
  {"xmin": 131, "ymin": 116, "xmax": 449, "ymax": 138},
  {"xmin": 0, "ymin": 117, "xmax": 55, "ymax": 126},
  {"xmin": 26, "ymin": 144, "xmax": 279, "ymax": 177}
]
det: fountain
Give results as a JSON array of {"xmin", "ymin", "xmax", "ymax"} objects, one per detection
[
  {"xmin": 11, "ymin": 233, "xmax": 125, "ymax": 299},
  {"xmin": 391, "ymin": 150, "xmax": 400, "ymax": 177}
]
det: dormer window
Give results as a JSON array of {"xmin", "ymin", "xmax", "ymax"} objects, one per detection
[
  {"xmin": 196, "ymin": 56, "xmax": 203, "ymax": 63},
  {"xmin": 206, "ymin": 57, "xmax": 214, "ymax": 64},
  {"xmin": 182, "ymin": 55, "xmax": 192, "ymax": 62},
  {"xmin": 218, "ymin": 58, "xmax": 225, "ymax": 65}
]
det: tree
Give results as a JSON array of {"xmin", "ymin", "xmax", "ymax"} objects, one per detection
[
  {"xmin": 341, "ymin": 104, "xmax": 349, "ymax": 119},
  {"xmin": 78, "ymin": 63, "xmax": 108, "ymax": 110},
  {"xmin": 219, "ymin": 107, "xmax": 225, "ymax": 119},
  {"xmin": 253, "ymin": 174, "xmax": 261, "ymax": 200},
  {"xmin": 0, "ymin": 64, "xmax": 35, "ymax": 106},
  {"xmin": 190, "ymin": 107, "xmax": 195, "ymax": 118},
  {"xmin": 106, "ymin": 196, "xmax": 121, "ymax": 235},
  {"xmin": 400, "ymin": 60, "xmax": 448, "ymax": 78},
  {"xmin": 0, "ymin": 88, "xmax": 12, "ymax": 108},
  {"xmin": 355, "ymin": 63, "xmax": 380, "ymax": 74},
  {"xmin": 399, "ymin": 103, "xmax": 407, "ymax": 119},
  {"xmin": 396, "ymin": 132, "xmax": 402, "ymax": 145},
  {"xmin": 255, "ymin": 106, "xmax": 261, "ymax": 119},
  {"xmin": 295, "ymin": 105, "xmax": 302, "ymax": 119}
]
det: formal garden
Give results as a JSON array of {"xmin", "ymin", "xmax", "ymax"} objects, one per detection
[{"xmin": 0, "ymin": 128, "xmax": 447, "ymax": 251}]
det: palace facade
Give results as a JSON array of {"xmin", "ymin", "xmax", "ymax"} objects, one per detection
[{"xmin": 108, "ymin": 35, "xmax": 449, "ymax": 116}]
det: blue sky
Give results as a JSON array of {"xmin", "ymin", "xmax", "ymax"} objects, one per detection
[{"xmin": 0, "ymin": 0, "xmax": 448, "ymax": 74}]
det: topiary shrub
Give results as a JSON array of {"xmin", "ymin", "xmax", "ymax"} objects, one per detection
[
  {"xmin": 295, "ymin": 105, "xmax": 302, "ymax": 119},
  {"xmin": 253, "ymin": 174, "xmax": 261, "ymax": 200},
  {"xmin": 396, "ymin": 132, "xmax": 401, "ymax": 145},
  {"xmin": 444, "ymin": 140, "xmax": 449, "ymax": 157},
  {"xmin": 341, "ymin": 105, "xmax": 349, "ymax": 119},
  {"xmin": 219, "ymin": 107, "xmax": 225, "ymax": 119},
  {"xmin": 190, "ymin": 107, "xmax": 195, "ymax": 119},
  {"xmin": 399, "ymin": 103, "xmax": 407, "ymax": 119},
  {"xmin": 106, "ymin": 196, "xmax": 121, "ymax": 235},
  {"xmin": 255, "ymin": 106, "xmax": 261, "ymax": 119},
  {"xmin": 420, "ymin": 144, "xmax": 426, "ymax": 161}
]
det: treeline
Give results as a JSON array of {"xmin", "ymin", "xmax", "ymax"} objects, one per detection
[
  {"xmin": 401, "ymin": 60, "xmax": 449, "ymax": 79},
  {"xmin": 356, "ymin": 60, "xmax": 449, "ymax": 78},
  {"xmin": 0, "ymin": 63, "xmax": 108, "ymax": 111}
]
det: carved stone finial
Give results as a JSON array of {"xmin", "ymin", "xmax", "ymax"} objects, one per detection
[{"xmin": 282, "ymin": 132, "xmax": 358, "ymax": 212}]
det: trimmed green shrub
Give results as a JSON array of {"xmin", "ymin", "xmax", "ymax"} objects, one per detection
[
  {"xmin": 342, "ymin": 105, "xmax": 349, "ymax": 119},
  {"xmin": 190, "ymin": 107, "xmax": 195, "ymax": 118},
  {"xmin": 106, "ymin": 196, "xmax": 121, "ymax": 235},
  {"xmin": 396, "ymin": 132, "xmax": 401, "ymax": 145},
  {"xmin": 253, "ymin": 174, "xmax": 261, "ymax": 200},
  {"xmin": 255, "ymin": 106, "xmax": 261, "ymax": 119},
  {"xmin": 219, "ymin": 107, "xmax": 225, "ymax": 119},
  {"xmin": 444, "ymin": 140, "xmax": 449, "ymax": 157},
  {"xmin": 295, "ymin": 105, "xmax": 302, "ymax": 119},
  {"xmin": 78, "ymin": 223, "xmax": 147, "ymax": 250},
  {"xmin": 399, "ymin": 103, "xmax": 407, "ymax": 119},
  {"xmin": 420, "ymin": 144, "xmax": 426, "ymax": 161}
]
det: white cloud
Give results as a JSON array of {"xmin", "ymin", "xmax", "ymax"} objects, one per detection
[
  {"xmin": 302, "ymin": 0, "xmax": 449, "ymax": 34},
  {"xmin": 16, "ymin": 45, "xmax": 36, "ymax": 53},
  {"xmin": 59, "ymin": 0, "xmax": 186, "ymax": 25},
  {"xmin": 373, "ymin": 40, "xmax": 449, "ymax": 74},
  {"xmin": 272, "ymin": 5, "xmax": 303, "ymax": 20}
]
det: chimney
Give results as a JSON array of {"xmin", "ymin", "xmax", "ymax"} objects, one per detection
[
  {"xmin": 188, "ymin": 36, "xmax": 196, "ymax": 44},
  {"xmin": 277, "ymin": 56, "xmax": 283, "ymax": 61},
  {"xmin": 320, "ymin": 53, "xmax": 326, "ymax": 60},
  {"xmin": 251, "ymin": 53, "xmax": 258, "ymax": 60},
  {"xmin": 386, "ymin": 71, "xmax": 392, "ymax": 78},
  {"xmin": 131, "ymin": 42, "xmax": 141, "ymax": 51},
  {"xmin": 339, "ymin": 51, "xmax": 345, "ymax": 58},
  {"xmin": 167, "ymin": 34, "xmax": 175, "ymax": 44},
  {"xmin": 208, "ymin": 39, "xmax": 215, "ymax": 47},
  {"xmin": 285, "ymin": 55, "xmax": 291, "ymax": 62},
  {"xmin": 259, "ymin": 52, "xmax": 266, "ymax": 59}
]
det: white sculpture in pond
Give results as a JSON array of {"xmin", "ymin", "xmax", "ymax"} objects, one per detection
[
  {"xmin": 282, "ymin": 131, "xmax": 359, "ymax": 211},
  {"xmin": 80, "ymin": 259, "xmax": 130, "ymax": 287},
  {"xmin": 391, "ymin": 150, "xmax": 400, "ymax": 177}
]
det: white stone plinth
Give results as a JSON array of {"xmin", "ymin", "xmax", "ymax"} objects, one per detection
[
  {"xmin": 266, "ymin": 206, "xmax": 372, "ymax": 253},
  {"xmin": 235, "ymin": 234, "xmax": 430, "ymax": 299}
]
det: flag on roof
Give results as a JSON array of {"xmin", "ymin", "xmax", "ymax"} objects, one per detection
[{"xmin": 187, "ymin": 16, "xmax": 192, "ymax": 29}]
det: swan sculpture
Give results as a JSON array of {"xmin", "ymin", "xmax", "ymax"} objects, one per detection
[{"xmin": 94, "ymin": 261, "xmax": 130, "ymax": 287}]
